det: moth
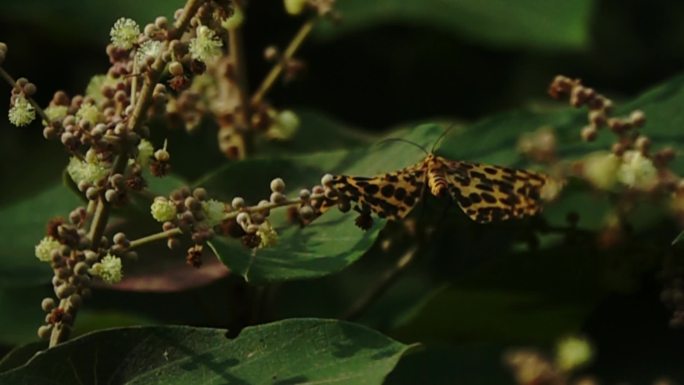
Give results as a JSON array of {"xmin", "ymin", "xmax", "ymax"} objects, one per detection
[{"xmin": 320, "ymin": 147, "xmax": 553, "ymax": 224}]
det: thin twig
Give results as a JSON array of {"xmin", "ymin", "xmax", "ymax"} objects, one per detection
[
  {"xmin": 129, "ymin": 228, "xmax": 183, "ymax": 249},
  {"xmin": 250, "ymin": 19, "xmax": 315, "ymax": 107}
]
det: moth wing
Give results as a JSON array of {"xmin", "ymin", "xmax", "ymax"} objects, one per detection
[
  {"xmin": 442, "ymin": 159, "xmax": 548, "ymax": 223},
  {"xmin": 321, "ymin": 162, "xmax": 426, "ymax": 220}
]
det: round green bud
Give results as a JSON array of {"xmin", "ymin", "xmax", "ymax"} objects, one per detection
[
  {"xmin": 270, "ymin": 178, "xmax": 286, "ymax": 193},
  {"xmin": 41, "ymin": 297, "xmax": 56, "ymax": 312}
]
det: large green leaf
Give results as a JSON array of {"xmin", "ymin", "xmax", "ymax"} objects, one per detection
[
  {"xmin": 202, "ymin": 125, "xmax": 443, "ymax": 283},
  {"xmin": 0, "ymin": 319, "xmax": 412, "ymax": 385},
  {"xmin": 316, "ymin": 0, "xmax": 594, "ymax": 51}
]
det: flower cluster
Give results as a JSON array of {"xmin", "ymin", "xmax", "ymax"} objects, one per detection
[
  {"xmin": 1, "ymin": 0, "xmax": 339, "ymax": 347},
  {"xmin": 540, "ymin": 75, "xmax": 684, "ymax": 327},
  {"xmin": 146, "ymin": 171, "xmax": 372, "ymax": 260},
  {"xmin": 548, "ymin": 75, "xmax": 676, "ymax": 192},
  {"xmin": 34, "ymin": 214, "xmax": 128, "ymax": 341}
]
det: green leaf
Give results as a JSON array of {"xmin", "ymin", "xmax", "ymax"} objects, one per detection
[
  {"xmin": 0, "ymin": 319, "xmax": 412, "ymax": 385},
  {"xmin": 0, "ymin": 184, "xmax": 82, "ymax": 288},
  {"xmin": 316, "ymin": 0, "xmax": 594, "ymax": 50},
  {"xmin": 208, "ymin": 210, "xmax": 383, "ymax": 283},
  {"xmin": 200, "ymin": 125, "xmax": 443, "ymax": 283},
  {"xmin": 0, "ymin": 341, "xmax": 46, "ymax": 373}
]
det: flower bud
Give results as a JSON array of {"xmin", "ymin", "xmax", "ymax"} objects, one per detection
[{"xmin": 270, "ymin": 178, "xmax": 286, "ymax": 193}]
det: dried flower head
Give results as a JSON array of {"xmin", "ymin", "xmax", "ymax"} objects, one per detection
[
  {"xmin": 35, "ymin": 236, "xmax": 62, "ymax": 262},
  {"xmin": 257, "ymin": 221, "xmax": 278, "ymax": 248},
  {"xmin": 76, "ymin": 103, "xmax": 102, "ymax": 126},
  {"xmin": 90, "ymin": 254, "xmax": 123, "ymax": 284},
  {"xmin": 43, "ymin": 105, "xmax": 68, "ymax": 125},
  {"xmin": 617, "ymin": 150, "xmax": 658, "ymax": 190},
  {"xmin": 151, "ymin": 197, "xmax": 177, "ymax": 222},
  {"xmin": 136, "ymin": 39, "xmax": 164, "ymax": 64},
  {"xmin": 8, "ymin": 95, "xmax": 36, "ymax": 127},
  {"xmin": 110, "ymin": 18, "xmax": 141, "ymax": 50},
  {"xmin": 67, "ymin": 156, "xmax": 109, "ymax": 186},
  {"xmin": 201, "ymin": 199, "xmax": 225, "ymax": 226},
  {"xmin": 189, "ymin": 26, "xmax": 223, "ymax": 62}
]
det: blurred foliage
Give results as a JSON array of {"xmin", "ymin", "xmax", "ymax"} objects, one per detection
[
  {"xmin": 1, "ymin": 0, "xmax": 684, "ymax": 384},
  {"xmin": 315, "ymin": 0, "xmax": 593, "ymax": 50}
]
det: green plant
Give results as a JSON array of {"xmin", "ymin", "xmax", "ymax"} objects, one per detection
[{"xmin": 1, "ymin": 1, "xmax": 683, "ymax": 384}]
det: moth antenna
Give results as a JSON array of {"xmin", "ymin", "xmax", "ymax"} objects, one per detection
[
  {"xmin": 376, "ymin": 138, "xmax": 429, "ymax": 155},
  {"xmin": 430, "ymin": 123, "xmax": 457, "ymax": 154}
]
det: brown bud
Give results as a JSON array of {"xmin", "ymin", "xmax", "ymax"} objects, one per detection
[{"xmin": 580, "ymin": 126, "xmax": 598, "ymax": 142}]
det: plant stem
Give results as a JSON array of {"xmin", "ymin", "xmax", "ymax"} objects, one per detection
[
  {"xmin": 250, "ymin": 19, "xmax": 315, "ymax": 107},
  {"xmin": 342, "ymin": 246, "xmax": 418, "ymax": 321},
  {"xmin": 222, "ymin": 194, "xmax": 324, "ymax": 221},
  {"xmin": 0, "ymin": 66, "xmax": 51, "ymax": 124},
  {"xmin": 129, "ymin": 228, "xmax": 183, "ymax": 249}
]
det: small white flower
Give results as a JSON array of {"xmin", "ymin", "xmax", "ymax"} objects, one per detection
[
  {"xmin": 137, "ymin": 139, "xmax": 154, "ymax": 167},
  {"xmin": 617, "ymin": 150, "xmax": 658, "ymax": 190},
  {"xmin": 76, "ymin": 103, "xmax": 102, "ymax": 125},
  {"xmin": 257, "ymin": 221, "xmax": 278, "ymax": 248},
  {"xmin": 67, "ymin": 156, "xmax": 109, "ymax": 185},
  {"xmin": 90, "ymin": 254, "xmax": 123, "ymax": 284},
  {"xmin": 189, "ymin": 26, "xmax": 223, "ymax": 62},
  {"xmin": 136, "ymin": 40, "xmax": 163, "ymax": 63},
  {"xmin": 110, "ymin": 18, "xmax": 140, "ymax": 50},
  {"xmin": 35, "ymin": 236, "xmax": 61, "ymax": 262},
  {"xmin": 556, "ymin": 336, "xmax": 592, "ymax": 371},
  {"xmin": 151, "ymin": 197, "xmax": 177, "ymax": 222},
  {"xmin": 8, "ymin": 95, "xmax": 36, "ymax": 127},
  {"xmin": 202, "ymin": 199, "xmax": 226, "ymax": 226}
]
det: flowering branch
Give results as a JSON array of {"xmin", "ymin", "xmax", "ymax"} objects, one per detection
[{"xmin": 0, "ymin": 66, "xmax": 51, "ymax": 124}]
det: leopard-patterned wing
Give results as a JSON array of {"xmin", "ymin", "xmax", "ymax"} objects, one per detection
[
  {"xmin": 440, "ymin": 157, "xmax": 548, "ymax": 223},
  {"xmin": 321, "ymin": 162, "xmax": 427, "ymax": 220}
]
